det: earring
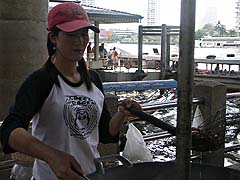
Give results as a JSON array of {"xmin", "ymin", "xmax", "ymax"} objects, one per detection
[{"xmin": 53, "ymin": 43, "xmax": 56, "ymax": 50}]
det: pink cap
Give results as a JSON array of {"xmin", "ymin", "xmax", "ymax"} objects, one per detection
[{"xmin": 48, "ymin": 2, "xmax": 99, "ymax": 33}]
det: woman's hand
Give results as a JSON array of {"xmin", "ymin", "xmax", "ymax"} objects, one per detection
[
  {"xmin": 118, "ymin": 99, "xmax": 142, "ymax": 117},
  {"xmin": 109, "ymin": 99, "xmax": 142, "ymax": 136},
  {"xmin": 46, "ymin": 149, "xmax": 86, "ymax": 180}
]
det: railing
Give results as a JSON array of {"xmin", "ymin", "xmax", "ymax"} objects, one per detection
[
  {"xmin": 140, "ymin": 92, "xmax": 240, "ymax": 164},
  {"xmin": 103, "ymin": 79, "xmax": 177, "ymax": 92},
  {"xmin": 194, "ymin": 58, "xmax": 240, "ymax": 77},
  {"xmin": 88, "ymin": 53, "xmax": 240, "ymax": 80},
  {"xmin": 140, "ymin": 92, "xmax": 240, "ymax": 141},
  {"xmin": 103, "ymin": 80, "xmax": 240, "ymax": 163}
]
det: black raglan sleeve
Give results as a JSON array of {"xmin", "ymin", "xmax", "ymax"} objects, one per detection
[
  {"xmin": 90, "ymin": 70, "xmax": 119, "ymax": 143},
  {"xmin": 0, "ymin": 68, "xmax": 54, "ymax": 153}
]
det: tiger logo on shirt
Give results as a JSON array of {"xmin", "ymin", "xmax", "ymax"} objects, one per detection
[{"xmin": 63, "ymin": 95, "xmax": 99, "ymax": 139}]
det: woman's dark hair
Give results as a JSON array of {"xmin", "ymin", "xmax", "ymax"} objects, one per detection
[
  {"xmin": 47, "ymin": 26, "xmax": 92, "ymax": 91},
  {"xmin": 78, "ymin": 59, "xmax": 92, "ymax": 90},
  {"xmin": 47, "ymin": 26, "xmax": 60, "ymax": 57}
]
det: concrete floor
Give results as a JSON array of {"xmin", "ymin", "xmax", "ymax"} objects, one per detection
[{"xmin": 0, "ymin": 168, "xmax": 11, "ymax": 180}]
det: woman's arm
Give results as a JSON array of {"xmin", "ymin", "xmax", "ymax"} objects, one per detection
[
  {"xmin": 108, "ymin": 110, "xmax": 126, "ymax": 137},
  {"xmin": 8, "ymin": 127, "xmax": 55, "ymax": 162},
  {"xmin": 1, "ymin": 66, "xmax": 86, "ymax": 179},
  {"xmin": 8, "ymin": 127, "xmax": 86, "ymax": 180}
]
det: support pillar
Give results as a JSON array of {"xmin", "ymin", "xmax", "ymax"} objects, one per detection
[
  {"xmin": 0, "ymin": 0, "xmax": 48, "ymax": 120},
  {"xmin": 94, "ymin": 21, "xmax": 100, "ymax": 61},
  {"xmin": 160, "ymin": 24, "xmax": 167, "ymax": 80},
  {"xmin": 193, "ymin": 80, "xmax": 226, "ymax": 167},
  {"xmin": 166, "ymin": 34, "xmax": 171, "ymax": 70},
  {"xmin": 138, "ymin": 25, "xmax": 143, "ymax": 71}
]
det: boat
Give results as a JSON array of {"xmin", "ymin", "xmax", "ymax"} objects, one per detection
[
  {"xmin": 197, "ymin": 36, "xmax": 240, "ymax": 48},
  {"xmin": 206, "ymin": 55, "xmax": 216, "ymax": 59},
  {"xmin": 226, "ymin": 54, "xmax": 235, "ymax": 57}
]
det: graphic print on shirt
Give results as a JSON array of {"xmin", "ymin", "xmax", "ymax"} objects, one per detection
[{"xmin": 63, "ymin": 95, "xmax": 99, "ymax": 139}]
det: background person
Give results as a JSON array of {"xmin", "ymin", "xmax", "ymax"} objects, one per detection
[
  {"xmin": 112, "ymin": 47, "xmax": 119, "ymax": 70},
  {"xmin": 87, "ymin": 42, "xmax": 92, "ymax": 61},
  {"xmin": 99, "ymin": 43, "xmax": 107, "ymax": 58},
  {"xmin": 0, "ymin": 3, "xmax": 141, "ymax": 180}
]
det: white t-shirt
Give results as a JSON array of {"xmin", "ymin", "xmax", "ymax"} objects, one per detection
[{"xmin": 31, "ymin": 75, "xmax": 104, "ymax": 179}]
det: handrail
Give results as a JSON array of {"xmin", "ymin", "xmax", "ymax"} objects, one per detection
[
  {"xmin": 103, "ymin": 79, "xmax": 177, "ymax": 92},
  {"xmin": 226, "ymin": 92, "xmax": 240, "ymax": 99},
  {"xmin": 142, "ymin": 98, "xmax": 202, "ymax": 111},
  {"xmin": 224, "ymin": 144, "xmax": 240, "ymax": 153},
  {"xmin": 0, "ymin": 159, "xmax": 14, "ymax": 171},
  {"xmin": 143, "ymin": 131, "xmax": 172, "ymax": 141},
  {"xmin": 194, "ymin": 58, "xmax": 240, "ymax": 65},
  {"xmin": 138, "ymin": 92, "xmax": 239, "ymax": 111}
]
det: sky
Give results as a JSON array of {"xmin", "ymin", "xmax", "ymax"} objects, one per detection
[{"xmin": 94, "ymin": 0, "xmax": 237, "ymax": 30}]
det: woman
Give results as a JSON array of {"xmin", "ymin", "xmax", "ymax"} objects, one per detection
[
  {"xmin": 112, "ymin": 47, "xmax": 119, "ymax": 70},
  {"xmin": 86, "ymin": 42, "xmax": 92, "ymax": 61},
  {"xmin": 0, "ymin": 3, "xmax": 140, "ymax": 180}
]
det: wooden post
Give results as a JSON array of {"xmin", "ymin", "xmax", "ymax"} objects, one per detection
[
  {"xmin": 160, "ymin": 24, "xmax": 167, "ymax": 79},
  {"xmin": 166, "ymin": 34, "xmax": 171, "ymax": 70},
  {"xmin": 176, "ymin": 0, "xmax": 196, "ymax": 180},
  {"xmin": 138, "ymin": 25, "xmax": 143, "ymax": 71},
  {"xmin": 94, "ymin": 21, "xmax": 100, "ymax": 61}
]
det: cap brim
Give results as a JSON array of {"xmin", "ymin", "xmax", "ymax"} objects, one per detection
[{"xmin": 56, "ymin": 20, "xmax": 100, "ymax": 33}]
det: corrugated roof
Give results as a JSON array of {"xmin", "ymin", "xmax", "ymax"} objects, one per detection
[
  {"xmin": 84, "ymin": 5, "xmax": 143, "ymax": 24},
  {"xmin": 49, "ymin": 1, "xmax": 143, "ymax": 24}
]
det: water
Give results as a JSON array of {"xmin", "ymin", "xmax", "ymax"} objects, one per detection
[
  {"xmin": 105, "ymin": 42, "xmax": 240, "ymax": 59},
  {"xmin": 104, "ymin": 43, "xmax": 240, "ymax": 72},
  {"xmin": 104, "ymin": 43, "xmax": 178, "ymax": 56}
]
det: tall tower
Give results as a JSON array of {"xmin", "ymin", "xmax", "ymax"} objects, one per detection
[
  {"xmin": 199, "ymin": 6, "xmax": 218, "ymax": 28},
  {"xmin": 81, "ymin": 0, "xmax": 95, "ymax": 6},
  {"xmin": 236, "ymin": 0, "xmax": 240, "ymax": 34},
  {"xmin": 146, "ymin": 0, "xmax": 160, "ymax": 25}
]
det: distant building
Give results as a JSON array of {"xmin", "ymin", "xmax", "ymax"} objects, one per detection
[
  {"xmin": 146, "ymin": 0, "xmax": 160, "ymax": 25},
  {"xmin": 236, "ymin": 0, "xmax": 240, "ymax": 34},
  {"xmin": 99, "ymin": 29, "xmax": 113, "ymax": 40},
  {"xmin": 81, "ymin": 0, "xmax": 95, "ymax": 6},
  {"xmin": 99, "ymin": 29, "xmax": 137, "ymax": 41},
  {"xmin": 199, "ymin": 6, "xmax": 218, "ymax": 28}
]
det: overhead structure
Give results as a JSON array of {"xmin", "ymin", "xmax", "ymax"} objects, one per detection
[
  {"xmin": 85, "ymin": 6, "xmax": 143, "ymax": 24},
  {"xmin": 49, "ymin": 1, "xmax": 143, "ymax": 24},
  {"xmin": 137, "ymin": 25, "xmax": 180, "ymax": 79}
]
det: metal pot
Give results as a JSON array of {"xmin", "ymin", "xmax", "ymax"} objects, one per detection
[{"xmin": 87, "ymin": 155, "xmax": 240, "ymax": 180}]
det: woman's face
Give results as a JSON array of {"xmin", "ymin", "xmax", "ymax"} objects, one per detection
[{"xmin": 54, "ymin": 28, "xmax": 89, "ymax": 62}]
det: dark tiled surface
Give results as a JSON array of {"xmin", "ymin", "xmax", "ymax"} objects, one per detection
[{"xmin": 0, "ymin": 168, "xmax": 11, "ymax": 180}]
